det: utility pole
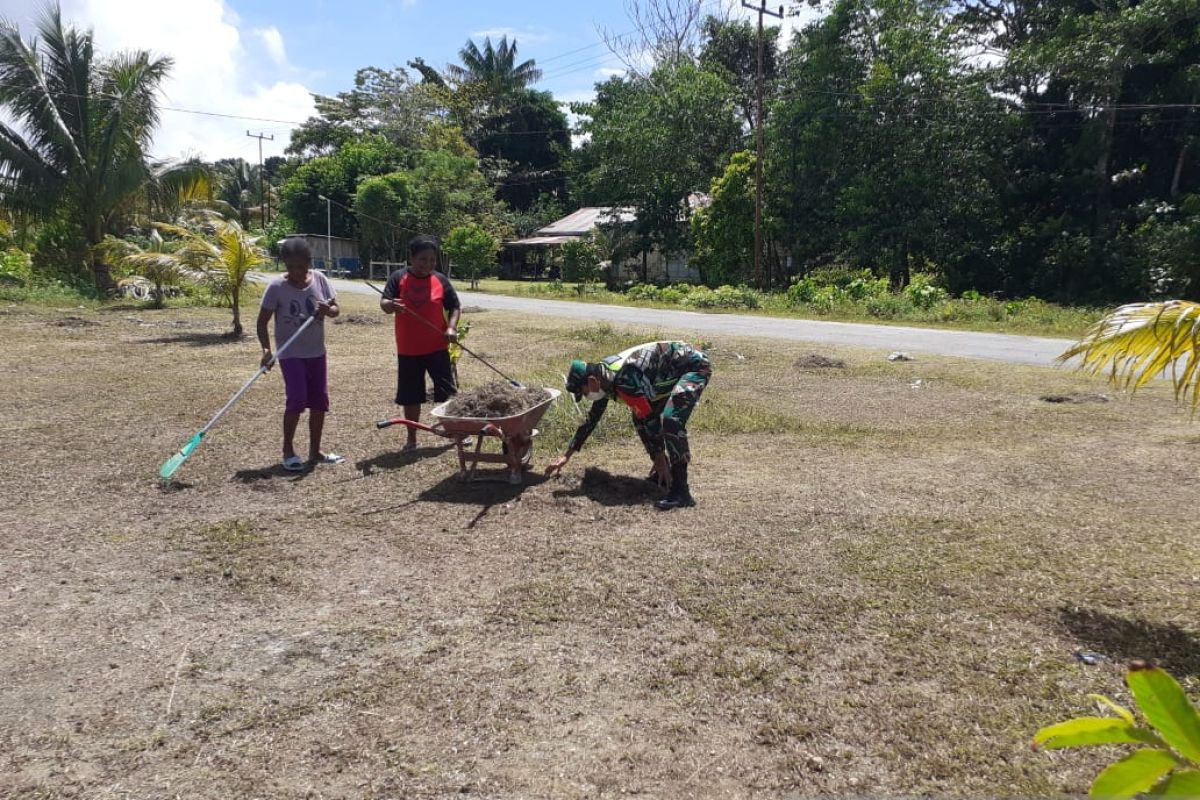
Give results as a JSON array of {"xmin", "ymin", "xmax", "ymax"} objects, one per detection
[
  {"xmin": 741, "ymin": 0, "xmax": 783, "ymax": 289},
  {"xmin": 246, "ymin": 131, "xmax": 274, "ymax": 229}
]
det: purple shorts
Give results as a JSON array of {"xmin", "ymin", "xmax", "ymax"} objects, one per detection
[{"xmin": 279, "ymin": 355, "xmax": 329, "ymax": 414}]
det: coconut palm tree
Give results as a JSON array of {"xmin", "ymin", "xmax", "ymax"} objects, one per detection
[
  {"xmin": 1060, "ymin": 301, "xmax": 1200, "ymax": 412},
  {"xmin": 0, "ymin": 6, "xmax": 206, "ymax": 290},
  {"xmin": 95, "ymin": 229, "xmax": 188, "ymax": 308},
  {"xmin": 158, "ymin": 215, "xmax": 267, "ymax": 337},
  {"xmin": 445, "ymin": 36, "xmax": 543, "ymax": 100}
]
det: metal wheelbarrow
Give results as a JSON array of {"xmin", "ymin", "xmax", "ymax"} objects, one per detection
[{"xmin": 376, "ymin": 388, "xmax": 561, "ymax": 485}]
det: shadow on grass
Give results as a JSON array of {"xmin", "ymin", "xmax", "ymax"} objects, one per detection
[
  {"xmin": 231, "ymin": 463, "xmax": 312, "ymax": 484},
  {"xmin": 354, "ymin": 445, "xmax": 453, "ymax": 476},
  {"xmin": 138, "ymin": 331, "xmax": 239, "ymax": 347},
  {"xmin": 551, "ymin": 467, "xmax": 662, "ymax": 507},
  {"xmin": 1059, "ymin": 606, "xmax": 1200, "ymax": 677},
  {"xmin": 362, "ymin": 470, "xmax": 548, "ymax": 529}
]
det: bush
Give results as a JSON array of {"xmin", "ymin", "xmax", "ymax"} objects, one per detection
[
  {"xmin": 625, "ymin": 283, "xmax": 662, "ymax": 302},
  {"xmin": 786, "ymin": 277, "xmax": 821, "ymax": 305},
  {"xmin": 904, "ymin": 273, "xmax": 949, "ymax": 309},
  {"xmin": 684, "ymin": 284, "xmax": 761, "ymax": 309},
  {"xmin": 960, "ymin": 289, "xmax": 984, "ymax": 302},
  {"xmin": 845, "ymin": 275, "xmax": 890, "ymax": 301},
  {"xmin": 0, "ymin": 248, "xmax": 33, "ymax": 285},
  {"xmin": 865, "ymin": 295, "xmax": 914, "ymax": 319},
  {"xmin": 659, "ymin": 285, "xmax": 690, "ymax": 304}
]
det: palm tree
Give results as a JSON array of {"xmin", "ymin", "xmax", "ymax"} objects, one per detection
[
  {"xmin": 0, "ymin": 6, "xmax": 205, "ymax": 290},
  {"xmin": 445, "ymin": 36, "xmax": 543, "ymax": 100},
  {"xmin": 1060, "ymin": 301, "xmax": 1200, "ymax": 412},
  {"xmin": 95, "ymin": 229, "xmax": 188, "ymax": 308},
  {"xmin": 159, "ymin": 215, "xmax": 267, "ymax": 337}
]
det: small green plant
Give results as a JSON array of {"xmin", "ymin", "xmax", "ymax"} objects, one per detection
[
  {"xmin": 904, "ymin": 273, "xmax": 949, "ymax": 309},
  {"xmin": 1034, "ymin": 662, "xmax": 1200, "ymax": 798},
  {"xmin": 625, "ymin": 283, "xmax": 662, "ymax": 302},
  {"xmin": 961, "ymin": 289, "xmax": 984, "ymax": 302},
  {"xmin": 0, "ymin": 247, "xmax": 33, "ymax": 285},
  {"xmin": 560, "ymin": 236, "xmax": 604, "ymax": 287}
]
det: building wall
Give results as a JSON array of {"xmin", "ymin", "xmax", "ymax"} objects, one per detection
[{"xmin": 611, "ymin": 248, "xmax": 701, "ymax": 284}]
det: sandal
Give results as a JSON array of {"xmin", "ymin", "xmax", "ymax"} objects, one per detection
[{"xmin": 282, "ymin": 455, "xmax": 305, "ymax": 472}]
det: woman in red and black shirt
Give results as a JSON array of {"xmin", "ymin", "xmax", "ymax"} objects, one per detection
[{"xmin": 380, "ymin": 236, "xmax": 462, "ymax": 452}]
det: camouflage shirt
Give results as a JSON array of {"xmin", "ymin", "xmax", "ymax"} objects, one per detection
[{"xmin": 568, "ymin": 341, "xmax": 710, "ymax": 455}]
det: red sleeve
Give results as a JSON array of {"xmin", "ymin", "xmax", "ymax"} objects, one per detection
[{"xmin": 616, "ymin": 388, "xmax": 654, "ymax": 420}]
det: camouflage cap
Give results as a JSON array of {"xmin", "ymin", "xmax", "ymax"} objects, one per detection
[{"xmin": 565, "ymin": 359, "xmax": 588, "ymax": 400}]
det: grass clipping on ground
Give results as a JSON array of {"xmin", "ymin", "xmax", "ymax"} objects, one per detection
[{"xmin": 442, "ymin": 382, "xmax": 550, "ymax": 418}]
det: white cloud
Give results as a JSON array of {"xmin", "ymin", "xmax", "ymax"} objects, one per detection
[
  {"xmin": 254, "ymin": 26, "xmax": 288, "ymax": 68},
  {"xmin": 469, "ymin": 26, "xmax": 555, "ymax": 46},
  {"xmin": 594, "ymin": 67, "xmax": 625, "ymax": 79},
  {"xmin": 4, "ymin": 0, "xmax": 315, "ymax": 160}
]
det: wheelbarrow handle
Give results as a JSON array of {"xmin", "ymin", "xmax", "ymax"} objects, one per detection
[{"xmin": 375, "ymin": 417, "xmax": 442, "ymax": 434}]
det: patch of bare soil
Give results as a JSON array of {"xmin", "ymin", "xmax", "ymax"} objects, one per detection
[
  {"xmin": 50, "ymin": 315, "xmax": 97, "ymax": 328},
  {"xmin": 795, "ymin": 353, "xmax": 847, "ymax": 369},
  {"xmin": 1041, "ymin": 392, "xmax": 1110, "ymax": 404},
  {"xmin": 333, "ymin": 313, "xmax": 381, "ymax": 326},
  {"xmin": 443, "ymin": 382, "xmax": 550, "ymax": 418}
]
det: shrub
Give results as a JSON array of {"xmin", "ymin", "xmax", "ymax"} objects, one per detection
[
  {"xmin": 786, "ymin": 277, "xmax": 820, "ymax": 305},
  {"xmin": 625, "ymin": 283, "xmax": 662, "ymax": 302},
  {"xmin": 0, "ymin": 248, "xmax": 33, "ymax": 285},
  {"xmin": 960, "ymin": 289, "xmax": 984, "ymax": 302},
  {"xmin": 865, "ymin": 295, "xmax": 914, "ymax": 319},
  {"xmin": 659, "ymin": 285, "xmax": 690, "ymax": 304},
  {"xmin": 845, "ymin": 275, "xmax": 890, "ymax": 301},
  {"xmin": 684, "ymin": 284, "xmax": 761, "ymax": 309},
  {"xmin": 904, "ymin": 273, "xmax": 949, "ymax": 309}
]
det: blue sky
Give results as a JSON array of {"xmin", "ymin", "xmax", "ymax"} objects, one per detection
[{"xmin": 4, "ymin": 0, "xmax": 808, "ymax": 160}]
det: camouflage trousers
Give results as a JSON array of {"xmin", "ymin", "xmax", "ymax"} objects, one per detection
[{"xmin": 635, "ymin": 355, "xmax": 713, "ymax": 466}]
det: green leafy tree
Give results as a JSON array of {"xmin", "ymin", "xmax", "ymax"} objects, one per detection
[
  {"xmin": 354, "ymin": 172, "xmax": 416, "ymax": 263},
  {"xmin": 0, "ymin": 7, "xmax": 209, "ymax": 289},
  {"xmin": 1035, "ymin": 663, "xmax": 1200, "ymax": 798},
  {"xmin": 475, "ymin": 89, "xmax": 570, "ymax": 210},
  {"xmin": 279, "ymin": 135, "xmax": 405, "ymax": 240},
  {"xmin": 560, "ymin": 235, "xmax": 603, "ymax": 288},
  {"xmin": 692, "ymin": 150, "xmax": 755, "ymax": 287},
  {"xmin": 574, "ymin": 62, "xmax": 741, "ymax": 269},
  {"xmin": 699, "ymin": 15, "xmax": 780, "ymax": 130},
  {"xmin": 444, "ymin": 223, "xmax": 499, "ymax": 289}
]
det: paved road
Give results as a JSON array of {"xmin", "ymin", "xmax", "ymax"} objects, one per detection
[{"xmin": 329, "ymin": 278, "xmax": 1076, "ymax": 368}]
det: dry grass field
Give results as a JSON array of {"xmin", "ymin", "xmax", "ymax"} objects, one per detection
[{"xmin": 2, "ymin": 293, "xmax": 1198, "ymax": 798}]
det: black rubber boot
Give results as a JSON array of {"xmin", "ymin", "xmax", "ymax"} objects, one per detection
[{"xmin": 655, "ymin": 462, "xmax": 695, "ymax": 510}]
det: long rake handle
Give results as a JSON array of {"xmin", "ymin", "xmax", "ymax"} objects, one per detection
[{"xmin": 365, "ymin": 281, "xmax": 522, "ymax": 387}]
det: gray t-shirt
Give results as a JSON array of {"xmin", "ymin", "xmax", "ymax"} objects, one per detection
[{"xmin": 260, "ymin": 271, "xmax": 336, "ymax": 359}]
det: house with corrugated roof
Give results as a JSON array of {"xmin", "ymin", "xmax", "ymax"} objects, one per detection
[{"xmin": 501, "ymin": 199, "xmax": 706, "ymax": 284}]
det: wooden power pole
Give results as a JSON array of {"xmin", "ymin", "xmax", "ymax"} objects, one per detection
[
  {"xmin": 741, "ymin": 1, "xmax": 783, "ymax": 289},
  {"xmin": 246, "ymin": 131, "xmax": 275, "ymax": 229}
]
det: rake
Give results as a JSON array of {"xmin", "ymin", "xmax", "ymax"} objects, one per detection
[{"xmin": 158, "ymin": 314, "xmax": 318, "ymax": 481}]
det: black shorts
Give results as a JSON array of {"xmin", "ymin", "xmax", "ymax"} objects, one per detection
[{"xmin": 396, "ymin": 351, "xmax": 457, "ymax": 406}]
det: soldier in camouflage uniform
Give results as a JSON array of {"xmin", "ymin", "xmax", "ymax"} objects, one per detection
[{"xmin": 545, "ymin": 341, "xmax": 713, "ymax": 510}]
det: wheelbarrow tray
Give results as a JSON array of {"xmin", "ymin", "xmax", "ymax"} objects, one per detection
[{"xmin": 430, "ymin": 388, "xmax": 561, "ymax": 438}]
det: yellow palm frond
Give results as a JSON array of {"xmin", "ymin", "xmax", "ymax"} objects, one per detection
[{"xmin": 1059, "ymin": 301, "xmax": 1200, "ymax": 412}]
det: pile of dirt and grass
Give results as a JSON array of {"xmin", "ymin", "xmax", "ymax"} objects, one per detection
[
  {"xmin": 442, "ymin": 382, "xmax": 549, "ymax": 418},
  {"xmin": 795, "ymin": 353, "xmax": 847, "ymax": 369}
]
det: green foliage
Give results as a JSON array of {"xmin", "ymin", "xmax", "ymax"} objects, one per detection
[
  {"xmin": 904, "ymin": 273, "xmax": 950, "ymax": 309},
  {"xmin": 691, "ymin": 150, "xmax": 755, "ymax": 287},
  {"xmin": 280, "ymin": 136, "xmax": 406, "ymax": 241},
  {"xmin": 1035, "ymin": 664, "xmax": 1200, "ymax": 798},
  {"xmin": 444, "ymin": 223, "xmax": 499, "ymax": 289},
  {"xmin": 560, "ymin": 236, "xmax": 603, "ymax": 286},
  {"xmin": 0, "ymin": 247, "xmax": 33, "ymax": 285},
  {"xmin": 95, "ymin": 230, "xmax": 186, "ymax": 307},
  {"xmin": 573, "ymin": 62, "xmax": 741, "ymax": 256},
  {"xmin": 0, "ymin": 9, "xmax": 205, "ymax": 289}
]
